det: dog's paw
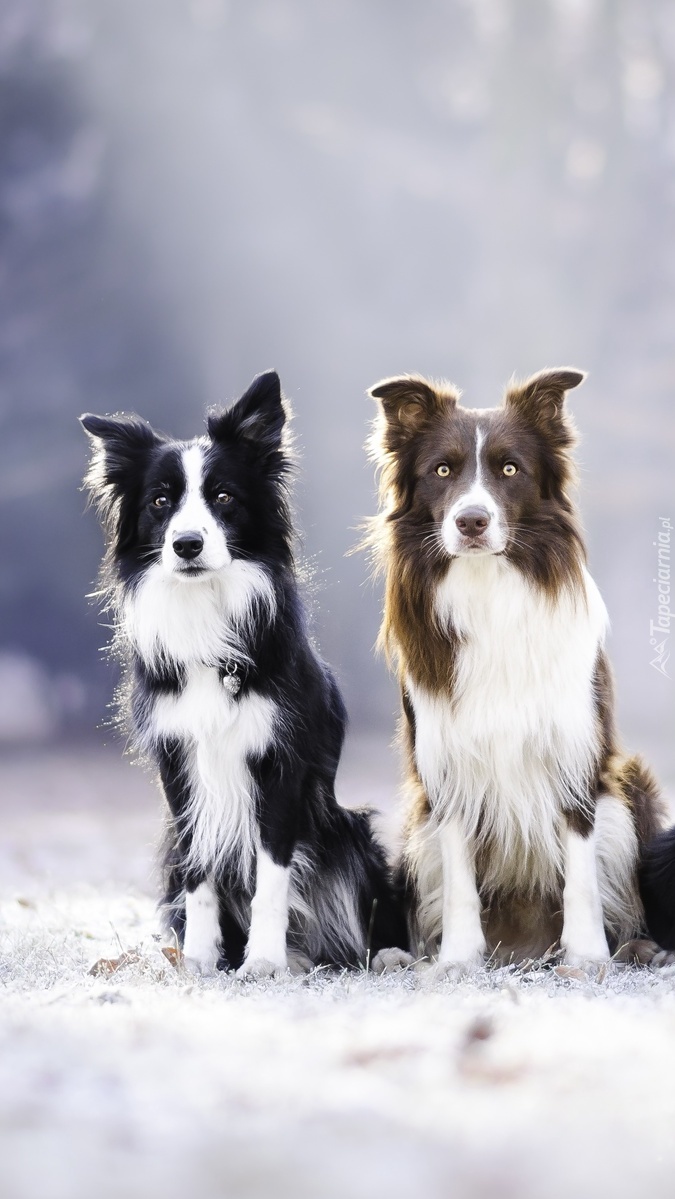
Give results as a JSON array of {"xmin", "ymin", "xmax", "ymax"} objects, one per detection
[
  {"xmin": 286, "ymin": 951, "xmax": 314, "ymax": 976},
  {"xmin": 560, "ymin": 951, "xmax": 610, "ymax": 976},
  {"xmin": 431, "ymin": 938, "xmax": 487, "ymax": 981},
  {"xmin": 183, "ymin": 955, "xmax": 220, "ymax": 978},
  {"xmin": 428, "ymin": 956, "xmax": 485, "ymax": 983},
  {"xmin": 370, "ymin": 947, "xmax": 415, "ymax": 975},
  {"xmin": 613, "ymin": 938, "xmax": 658, "ymax": 966},
  {"xmin": 236, "ymin": 957, "xmax": 288, "ymax": 981},
  {"xmin": 614, "ymin": 939, "xmax": 675, "ymax": 968},
  {"xmin": 650, "ymin": 948, "xmax": 675, "ymax": 968}
]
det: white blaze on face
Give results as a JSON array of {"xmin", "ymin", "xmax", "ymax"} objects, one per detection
[
  {"xmin": 161, "ymin": 442, "xmax": 231, "ymax": 575},
  {"xmin": 441, "ymin": 425, "xmax": 507, "ymax": 555}
]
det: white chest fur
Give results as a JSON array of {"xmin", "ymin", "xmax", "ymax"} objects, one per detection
[
  {"xmin": 122, "ymin": 562, "xmax": 275, "ymax": 670},
  {"xmin": 151, "ymin": 670, "xmax": 276, "ymax": 881},
  {"xmin": 124, "ymin": 565, "xmax": 278, "ymax": 883},
  {"xmin": 407, "ymin": 556, "xmax": 609, "ymax": 895}
]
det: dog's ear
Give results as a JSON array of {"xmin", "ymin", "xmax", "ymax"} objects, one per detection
[
  {"xmin": 208, "ymin": 370, "xmax": 286, "ymax": 457},
  {"xmin": 368, "ymin": 375, "xmax": 457, "ymax": 457},
  {"xmin": 80, "ymin": 412, "xmax": 160, "ymax": 452},
  {"xmin": 79, "ymin": 413, "xmax": 161, "ymax": 549},
  {"xmin": 505, "ymin": 368, "xmax": 586, "ymax": 432},
  {"xmin": 504, "ymin": 369, "xmax": 584, "ymax": 500},
  {"xmin": 80, "ymin": 413, "xmax": 160, "ymax": 486}
]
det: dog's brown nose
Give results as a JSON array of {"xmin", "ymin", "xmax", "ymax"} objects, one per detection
[{"xmin": 455, "ymin": 507, "xmax": 491, "ymax": 538}]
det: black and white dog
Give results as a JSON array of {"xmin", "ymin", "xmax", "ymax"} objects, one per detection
[{"xmin": 81, "ymin": 371, "xmax": 405, "ymax": 977}]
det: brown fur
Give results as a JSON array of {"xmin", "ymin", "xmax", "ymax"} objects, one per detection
[
  {"xmin": 603, "ymin": 754, "xmax": 667, "ymax": 848},
  {"xmin": 366, "ymin": 371, "xmax": 587, "ymax": 695},
  {"xmin": 482, "ymin": 894, "xmax": 563, "ymax": 965},
  {"xmin": 366, "ymin": 368, "xmax": 667, "ymax": 962}
]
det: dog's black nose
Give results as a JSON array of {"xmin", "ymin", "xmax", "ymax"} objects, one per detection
[
  {"xmin": 455, "ymin": 507, "xmax": 491, "ymax": 538},
  {"xmin": 173, "ymin": 532, "xmax": 204, "ymax": 560}
]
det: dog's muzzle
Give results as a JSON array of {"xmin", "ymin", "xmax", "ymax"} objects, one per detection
[{"xmin": 172, "ymin": 532, "xmax": 204, "ymax": 561}]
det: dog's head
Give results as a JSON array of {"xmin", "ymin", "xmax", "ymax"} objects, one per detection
[
  {"xmin": 81, "ymin": 370, "xmax": 292, "ymax": 583},
  {"xmin": 368, "ymin": 368, "xmax": 585, "ymax": 564}
]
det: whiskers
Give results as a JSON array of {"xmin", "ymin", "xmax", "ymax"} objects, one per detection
[
  {"xmin": 505, "ymin": 523, "xmax": 585, "ymax": 596},
  {"xmin": 136, "ymin": 543, "xmax": 162, "ymax": 563},
  {"xmin": 504, "ymin": 526, "xmax": 533, "ymax": 554},
  {"xmin": 419, "ymin": 525, "xmax": 447, "ymax": 566}
]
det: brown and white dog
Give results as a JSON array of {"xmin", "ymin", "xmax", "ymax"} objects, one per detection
[{"xmin": 367, "ymin": 368, "xmax": 670, "ymax": 971}]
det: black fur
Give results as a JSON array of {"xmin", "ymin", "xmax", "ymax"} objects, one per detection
[
  {"xmin": 639, "ymin": 827, "xmax": 675, "ymax": 951},
  {"xmin": 81, "ymin": 370, "xmax": 406, "ymax": 971}
]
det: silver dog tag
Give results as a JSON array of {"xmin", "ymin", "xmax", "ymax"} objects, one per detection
[{"xmin": 222, "ymin": 664, "xmax": 241, "ymax": 697}]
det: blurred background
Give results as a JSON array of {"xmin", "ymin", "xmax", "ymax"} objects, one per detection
[{"xmin": 0, "ymin": 0, "xmax": 673, "ymax": 799}]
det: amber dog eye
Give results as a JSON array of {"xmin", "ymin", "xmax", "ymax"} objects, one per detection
[
  {"xmin": 436, "ymin": 463, "xmax": 451, "ymax": 478},
  {"xmin": 152, "ymin": 495, "xmax": 169, "ymax": 508},
  {"xmin": 216, "ymin": 490, "xmax": 232, "ymax": 504},
  {"xmin": 502, "ymin": 463, "xmax": 518, "ymax": 477}
]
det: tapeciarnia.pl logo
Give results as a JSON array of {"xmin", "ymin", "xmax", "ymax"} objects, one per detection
[{"xmin": 650, "ymin": 516, "xmax": 672, "ymax": 678}]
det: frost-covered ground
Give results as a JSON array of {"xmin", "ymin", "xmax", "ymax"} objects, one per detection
[{"xmin": 2, "ymin": 745, "xmax": 675, "ymax": 1199}]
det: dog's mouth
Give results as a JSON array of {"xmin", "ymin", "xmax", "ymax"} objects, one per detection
[
  {"xmin": 174, "ymin": 563, "xmax": 209, "ymax": 577},
  {"xmin": 456, "ymin": 534, "xmax": 494, "ymax": 553},
  {"xmin": 451, "ymin": 529, "xmax": 510, "ymax": 557}
]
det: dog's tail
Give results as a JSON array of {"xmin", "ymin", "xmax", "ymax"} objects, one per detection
[
  {"xmin": 288, "ymin": 804, "xmax": 409, "ymax": 968},
  {"xmin": 344, "ymin": 806, "xmax": 410, "ymax": 966},
  {"xmin": 639, "ymin": 825, "xmax": 675, "ymax": 950}
]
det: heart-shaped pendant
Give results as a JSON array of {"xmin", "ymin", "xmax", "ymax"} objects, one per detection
[{"xmin": 221, "ymin": 665, "xmax": 241, "ymax": 697}]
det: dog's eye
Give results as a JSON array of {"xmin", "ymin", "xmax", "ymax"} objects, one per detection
[
  {"xmin": 152, "ymin": 495, "xmax": 169, "ymax": 508},
  {"xmin": 435, "ymin": 463, "xmax": 451, "ymax": 478},
  {"xmin": 216, "ymin": 490, "xmax": 232, "ymax": 505},
  {"xmin": 502, "ymin": 463, "xmax": 518, "ymax": 477}
]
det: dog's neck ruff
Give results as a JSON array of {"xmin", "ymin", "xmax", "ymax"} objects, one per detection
[
  {"xmin": 128, "ymin": 563, "xmax": 278, "ymax": 881},
  {"xmin": 406, "ymin": 553, "xmax": 609, "ymax": 896},
  {"xmin": 434, "ymin": 550, "xmax": 591, "ymax": 636},
  {"xmin": 121, "ymin": 560, "xmax": 276, "ymax": 672}
]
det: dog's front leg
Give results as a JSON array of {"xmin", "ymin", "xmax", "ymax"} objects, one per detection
[
  {"xmin": 237, "ymin": 847, "xmax": 290, "ymax": 979},
  {"xmin": 158, "ymin": 739, "xmax": 223, "ymax": 975},
  {"xmin": 237, "ymin": 748, "xmax": 299, "ymax": 980},
  {"xmin": 183, "ymin": 879, "xmax": 222, "ymax": 975},
  {"xmin": 437, "ymin": 816, "xmax": 486, "ymax": 971},
  {"xmin": 560, "ymin": 818, "xmax": 610, "ymax": 966}
]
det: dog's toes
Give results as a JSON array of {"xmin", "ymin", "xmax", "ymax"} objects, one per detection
[
  {"xmin": 236, "ymin": 958, "xmax": 288, "ymax": 981},
  {"xmin": 427, "ymin": 958, "xmax": 484, "ymax": 983},
  {"xmin": 370, "ymin": 947, "xmax": 414, "ymax": 975},
  {"xmin": 613, "ymin": 938, "xmax": 663, "ymax": 966},
  {"xmin": 183, "ymin": 955, "xmax": 220, "ymax": 978},
  {"xmin": 611, "ymin": 939, "xmax": 675, "ymax": 969},
  {"xmin": 561, "ymin": 949, "xmax": 610, "ymax": 973},
  {"xmin": 642, "ymin": 944, "xmax": 675, "ymax": 963},
  {"xmin": 651, "ymin": 949, "xmax": 675, "ymax": 968},
  {"xmin": 286, "ymin": 951, "xmax": 314, "ymax": 976},
  {"xmin": 562, "ymin": 955, "xmax": 607, "ymax": 970}
]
